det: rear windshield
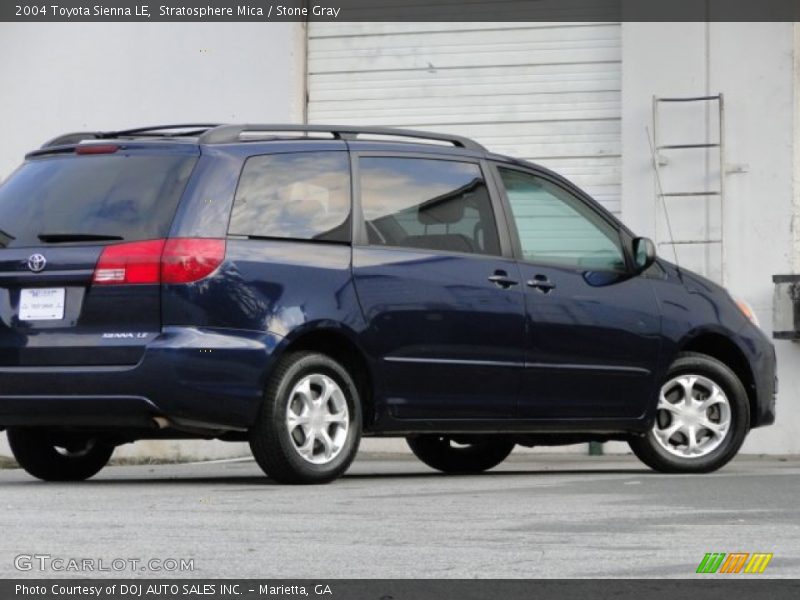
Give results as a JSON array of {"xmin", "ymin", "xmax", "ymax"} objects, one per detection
[{"xmin": 0, "ymin": 152, "xmax": 197, "ymax": 248}]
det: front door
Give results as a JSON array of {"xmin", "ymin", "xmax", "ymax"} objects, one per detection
[
  {"xmin": 352, "ymin": 155, "xmax": 526, "ymax": 420},
  {"xmin": 494, "ymin": 165, "xmax": 662, "ymax": 420}
]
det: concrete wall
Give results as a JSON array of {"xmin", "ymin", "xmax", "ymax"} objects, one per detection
[
  {"xmin": 0, "ymin": 22, "xmax": 306, "ymax": 180},
  {"xmin": 0, "ymin": 22, "xmax": 306, "ymax": 460},
  {"xmin": 621, "ymin": 22, "xmax": 798, "ymax": 453}
]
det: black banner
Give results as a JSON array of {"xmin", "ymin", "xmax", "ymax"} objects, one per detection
[
  {"xmin": 1, "ymin": 0, "xmax": 799, "ymax": 23},
  {"xmin": 4, "ymin": 580, "xmax": 800, "ymax": 600}
]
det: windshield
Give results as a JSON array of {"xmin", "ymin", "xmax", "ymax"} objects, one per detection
[{"xmin": 0, "ymin": 152, "xmax": 197, "ymax": 248}]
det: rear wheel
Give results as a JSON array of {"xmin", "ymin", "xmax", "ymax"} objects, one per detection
[
  {"xmin": 629, "ymin": 352, "xmax": 750, "ymax": 473},
  {"xmin": 250, "ymin": 352, "xmax": 362, "ymax": 484},
  {"xmin": 407, "ymin": 435, "xmax": 515, "ymax": 474},
  {"xmin": 7, "ymin": 429, "xmax": 113, "ymax": 481}
]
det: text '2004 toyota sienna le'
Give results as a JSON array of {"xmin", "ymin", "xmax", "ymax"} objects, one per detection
[{"xmin": 0, "ymin": 124, "xmax": 776, "ymax": 484}]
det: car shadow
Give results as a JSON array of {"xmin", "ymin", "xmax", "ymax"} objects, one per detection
[{"xmin": 1, "ymin": 466, "xmax": 652, "ymax": 486}]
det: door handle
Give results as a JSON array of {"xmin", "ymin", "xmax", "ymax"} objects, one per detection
[
  {"xmin": 488, "ymin": 271, "xmax": 518, "ymax": 289},
  {"xmin": 527, "ymin": 275, "xmax": 556, "ymax": 293}
]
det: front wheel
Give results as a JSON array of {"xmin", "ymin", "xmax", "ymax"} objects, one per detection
[
  {"xmin": 250, "ymin": 352, "xmax": 362, "ymax": 484},
  {"xmin": 407, "ymin": 435, "xmax": 515, "ymax": 474},
  {"xmin": 629, "ymin": 352, "xmax": 750, "ymax": 473},
  {"xmin": 7, "ymin": 429, "xmax": 114, "ymax": 481}
]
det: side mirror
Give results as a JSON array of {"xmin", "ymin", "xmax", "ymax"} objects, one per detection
[{"xmin": 632, "ymin": 237, "xmax": 656, "ymax": 274}]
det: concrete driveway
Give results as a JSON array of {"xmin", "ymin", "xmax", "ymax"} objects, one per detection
[{"xmin": 0, "ymin": 454, "xmax": 797, "ymax": 579}]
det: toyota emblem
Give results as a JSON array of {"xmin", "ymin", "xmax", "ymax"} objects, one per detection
[{"xmin": 27, "ymin": 254, "xmax": 47, "ymax": 273}]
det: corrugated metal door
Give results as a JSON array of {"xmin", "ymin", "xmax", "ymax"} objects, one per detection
[{"xmin": 307, "ymin": 23, "xmax": 622, "ymax": 213}]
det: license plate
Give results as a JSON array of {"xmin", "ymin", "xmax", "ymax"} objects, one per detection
[{"xmin": 19, "ymin": 288, "xmax": 65, "ymax": 321}]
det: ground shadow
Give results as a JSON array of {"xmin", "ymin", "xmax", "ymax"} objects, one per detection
[{"xmin": 0, "ymin": 466, "xmax": 653, "ymax": 487}]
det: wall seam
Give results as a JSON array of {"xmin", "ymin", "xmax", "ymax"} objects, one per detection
[{"xmin": 793, "ymin": 23, "xmax": 800, "ymax": 273}]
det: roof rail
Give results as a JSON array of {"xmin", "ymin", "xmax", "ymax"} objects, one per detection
[
  {"xmin": 41, "ymin": 124, "xmax": 222, "ymax": 148},
  {"xmin": 198, "ymin": 124, "xmax": 487, "ymax": 151},
  {"xmin": 39, "ymin": 124, "xmax": 487, "ymax": 152}
]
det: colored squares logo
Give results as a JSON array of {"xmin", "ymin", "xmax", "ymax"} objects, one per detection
[{"xmin": 697, "ymin": 553, "xmax": 773, "ymax": 574}]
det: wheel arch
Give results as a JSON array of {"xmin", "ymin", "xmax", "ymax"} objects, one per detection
[
  {"xmin": 678, "ymin": 331, "xmax": 757, "ymax": 427},
  {"xmin": 272, "ymin": 323, "xmax": 377, "ymax": 430}
]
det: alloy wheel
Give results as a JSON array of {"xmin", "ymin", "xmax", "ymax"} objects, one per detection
[
  {"xmin": 651, "ymin": 374, "xmax": 731, "ymax": 458},
  {"xmin": 285, "ymin": 373, "xmax": 350, "ymax": 465}
]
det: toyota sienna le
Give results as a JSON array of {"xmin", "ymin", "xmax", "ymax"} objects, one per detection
[{"xmin": 0, "ymin": 124, "xmax": 776, "ymax": 483}]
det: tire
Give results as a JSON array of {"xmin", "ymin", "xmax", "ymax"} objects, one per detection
[
  {"xmin": 629, "ymin": 352, "xmax": 750, "ymax": 473},
  {"xmin": 407, "ymin": 435, "xmax": 515, "ymax": 474},
  {"xmin": 7, "ymin": 429, "xmax": 113, "ymax": 481},
  {"xmin": 249, "ymin": 352, "xmax": 362, "ymax": 484}
]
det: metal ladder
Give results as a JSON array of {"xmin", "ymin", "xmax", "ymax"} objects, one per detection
[{"xmin": 652, "ymin": 94, "xmax": 725, "ymax": 283}]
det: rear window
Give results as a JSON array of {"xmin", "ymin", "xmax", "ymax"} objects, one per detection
[{"xmin": 0, "ymin": 152, "xmax": 197, "ymax": 248}]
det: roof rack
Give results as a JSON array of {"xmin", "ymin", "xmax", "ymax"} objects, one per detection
[
  {"xmin": 41, "ymin": 124, "xmax": 221, "ymax": 148},
  {"xmin": 40, "ymin": 123, "xmax": 487, "ymax": 152},
  {"xmin": 198, "ymin": 124, "xmax": 486, "ymax": 151}
]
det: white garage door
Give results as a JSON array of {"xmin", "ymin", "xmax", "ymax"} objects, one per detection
[{"xmin": 307, "ymin": 23, "xmax": 622, "ymax": 213}]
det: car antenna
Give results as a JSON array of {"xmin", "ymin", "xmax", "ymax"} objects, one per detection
[{"xmin": 645, "ymin": 126, "xmax": 681, "ymax": 269}]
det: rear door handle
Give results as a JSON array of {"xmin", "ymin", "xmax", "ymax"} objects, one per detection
[
  {"xmin": 527, "ymin": 275, "xmax": 556, "ymax": 293},
  {"xmin": 488, "ymin": 271, "xmax": 518, "ymax": 289}
]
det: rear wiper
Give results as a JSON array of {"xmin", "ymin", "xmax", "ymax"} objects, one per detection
[{"xmin": 37, "ymin": 233, "xmax": 124, "ymax": 243}]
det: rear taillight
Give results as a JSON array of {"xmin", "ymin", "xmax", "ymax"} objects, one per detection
[
  {"xmin": 161, "ymin": 238, "xmax": 226, "ymax": 284},
  {"xmin": 93, "ymin": 239, "xmax": 165, "ymax": 285},
  {"xmin": 93, "ymin": 238, "xmax": 225, "ymax": 285}
]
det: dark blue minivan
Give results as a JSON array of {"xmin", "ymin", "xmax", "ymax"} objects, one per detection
[{"xmin": 0, "ymin": 125, "xmax": 776, "ymax": 484}]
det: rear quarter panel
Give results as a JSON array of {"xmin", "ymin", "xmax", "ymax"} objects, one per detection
[{"xmin": 159, "ymin": 239, "xmax": 367, "ymax": 421}]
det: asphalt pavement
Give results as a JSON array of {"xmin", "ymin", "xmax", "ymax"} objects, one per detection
[{"xmin": 0, "ymin": 453, "xmax": 798, "ymax": 579}]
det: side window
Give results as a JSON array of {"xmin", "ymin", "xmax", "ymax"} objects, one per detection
[
  {"xmin": 359, "ymin": 157, "xmax": 501, "ymax": 256},
  {"xmin": 497, "ymin": 167, "xmax": 626, "ymax": 271},
  {"xmin": 229, "ymin": 152, "xmax": 350, "ymax": 242}
]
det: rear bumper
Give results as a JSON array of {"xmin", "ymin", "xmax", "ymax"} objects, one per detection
[
  {"xmin": 0, "ymin": 327, "xmax": 281, "ymax": 430},
  {"xmin": 0, "ymin": 395, "xmax": 158, "ymax": 429}
]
